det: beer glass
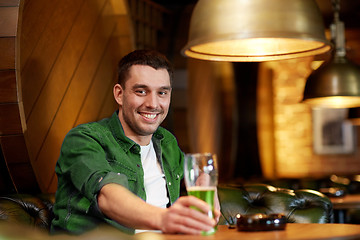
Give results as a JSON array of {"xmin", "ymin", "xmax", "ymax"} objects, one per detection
[{"xmin": 184, "ymin": 153, "xmax": 218, "ymax": 235}]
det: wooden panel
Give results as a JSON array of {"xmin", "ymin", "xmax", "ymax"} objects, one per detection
[
  {"xmin": 0, "ymin": 37, "xmax": 15, "ymax": 69},
  {"xmin": 1, "ymin": 135, "xmax": 29, "ymax": 164},
  {"xmin": 84, "ymin": 21, "xmax": 134, "ymax": 122},
  {"xmin": 0, "ymin": 103, "xmax": 22, "ymax": 134},
  {"xmin": 97, "ymin": 70, "xmax": 118, "ymax": 120},
  {"xmin": 0, "ymin": 135, "xmax": 39, "ymax": 192},
  {"xmin": 0, "ymin": 0, "xmax": 19, "ymax": 7},
  {"xmin": 0, "ymin": 3, "xmax": 22, "ymax": 194},
  {"xmin": 47, "ymin": 172, "xmax": 57, "ymax": 194},
  {"xmin": 0, "ymin": 0, "xmax": 134, "ymax": 193},
  {"xmin": 30, "ymin": 0, "xmax": 117, "ymax": 191},
  {"xmin": 75, "ymin": 35, "xmax": 121, "ymax": 126},
  {"xmin": 0, "ymin": 145, "xmax": 16, "ymax": 193},
  {"xmin": 21, "ymin": 0, "xmax": 85, "ymax": 118},
  {"xmin": 45, "ymin": 11, "xmax": 127, "ymax": 193},
  {"xmin": 19, "ymin": 0, "xmax": 61, "ymax": 69},
  {"xmin": 92, "ymin": 38, "xmax": 123, "ymax": 120},
  {"xmin": 0, "ymin": 70, "xmax": 17, "ymax": 103},
  {"xmin": 7, "ymin": 163, "xmax": 39, "ymax": 192},
  {"xmin": 109, "ymin": 0, "xmax": 128, "ymax": 15},
  {"xmin": 114, "ymin": 15, "xmax": 135, "ymax": 55},
  {"xmin": 0, "ymin": 7, "xmax": 18, "ymax": 36},
  {"xmin": 24, "ymin": 0, "xmax": 105, "ymax": 157},
  {"xmin": 16, "ymin": 0, "xmax": 134, "ymax": 193}
]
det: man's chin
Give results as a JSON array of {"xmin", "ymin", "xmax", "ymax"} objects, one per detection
[
  {"xmin": 135, "ymin": 118, "xmax": 165, "ymax": 135},
  {"xmin": 137, "ymin": 126, "xmax": 159, "ymax": 136}
]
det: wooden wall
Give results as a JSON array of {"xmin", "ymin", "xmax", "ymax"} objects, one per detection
[
  {"xmin": 0, "ymin": 0, "xmax": 134, "ymax": 193},
  {"xmin": 0, "ymin": 0, "xmax": 36, "ymax": 193}
]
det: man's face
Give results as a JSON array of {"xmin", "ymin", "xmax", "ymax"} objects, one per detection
[{"xmin": 116, "ymin": 65, "xmax": 171, "ymax": 142}]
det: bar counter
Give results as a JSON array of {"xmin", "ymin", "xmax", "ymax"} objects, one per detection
[{"xmin": 136, "ymin": 224, "xmax": 360, "ymax": 240}]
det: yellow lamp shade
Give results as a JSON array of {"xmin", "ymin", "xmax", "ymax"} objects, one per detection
[
  {"xmin": 303, "ymin": 56, "xmax": 360, "ymax": 108},
  {"xmin": 182, "ymin": 0, "xmax": 332, "ymax": 62}
]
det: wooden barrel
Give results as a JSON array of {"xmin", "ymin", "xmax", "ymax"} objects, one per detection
[
  {"xmin": 0, "ymin": 0, "xmax": 134, "ymax": 193},
  {"xmin": 0, "ymin": 0, "xmax": 37, "ymax": 193}
]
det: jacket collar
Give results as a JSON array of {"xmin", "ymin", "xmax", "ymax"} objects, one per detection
[{"xmin": 109, "ymin": 111, "xmax": 164, "ymax": 152}]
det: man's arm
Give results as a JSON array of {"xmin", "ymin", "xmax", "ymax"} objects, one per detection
[{"xmin": 97, "ymin": 183, "xmax": 216, "ymax": 234}]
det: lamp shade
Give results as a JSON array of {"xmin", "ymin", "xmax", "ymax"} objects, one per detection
[
  {"xmin": 303, "ymin": 56, "xmax": 360, "ymax": 108},
  {"xmin": 302, "ymin": 0, "xmax": 360, "ymax": 108},
  {"xmin": 181, "ymin": 0, "xmax": 332, "ymax": 62}
]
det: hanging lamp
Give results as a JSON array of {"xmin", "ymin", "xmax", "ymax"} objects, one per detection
[
  {"xmin": 181, "ymin": 0, "xmax": 332, "ymax": 62},
  {"xmin": 302, "ymin": 0, "xmax": 360, "ymax": 108}
]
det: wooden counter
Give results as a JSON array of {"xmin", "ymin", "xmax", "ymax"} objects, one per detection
[{"xmin": 136, "ymin": 224, "xmax": 360, "ymax": 240}]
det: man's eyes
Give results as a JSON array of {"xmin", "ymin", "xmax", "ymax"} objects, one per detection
[
  {"xmin": 158, "ymin": 90, "xmax": 168, "ymax": 96},
  {"xmin": 135, "ymin": 90, "xmax": 146, "ymax": 94},
  {"xmin": 134, "ymin": 89, "xmax": 169, "ymax": 96}
]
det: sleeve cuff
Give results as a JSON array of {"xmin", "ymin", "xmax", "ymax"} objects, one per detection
[
  {"xmin": 97, "ymin": 172, "xmax": 129, "ymax": 191},
  {"xmin": 91, "ymin": 172, "xmax": 129, "ymax": 218}
]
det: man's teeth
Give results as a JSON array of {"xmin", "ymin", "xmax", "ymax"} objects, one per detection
[{"xmin": 142, "ymin": 113, "xmax": 157, "ymax": 119}]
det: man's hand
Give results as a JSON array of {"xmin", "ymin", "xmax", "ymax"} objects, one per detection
[
  {"xmin": 158, "ymin": 196, "xmax": 217, "ymax": 235},
  {"xmin": 98, "ymin": 184, "xmax": 220, "ymax": 234}
]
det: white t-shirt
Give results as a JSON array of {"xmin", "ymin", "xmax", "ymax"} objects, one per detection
[
  {"xmin": 135, "ymin": 140, "xmax": 169, "ymax": 233},
  {"xmin": 140, "ymin": 140, "xmax": 169, "ymax": 208}
]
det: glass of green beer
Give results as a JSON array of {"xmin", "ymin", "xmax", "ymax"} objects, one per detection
[{"xmin": 184, "ymin": 153, "xmax": 218, "ymax": 235}]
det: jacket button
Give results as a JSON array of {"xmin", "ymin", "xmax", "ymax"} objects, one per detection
[
  {"xmin": 168, "ymin": 182, "xmax": 172, "ymax": 186},
  {"xmin": 131, "ymin": 145, "xmax": 140, "ymax": 153}
]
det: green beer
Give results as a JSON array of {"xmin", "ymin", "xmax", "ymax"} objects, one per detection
[{"xmin": 187, "ymin": 186, "xmax": 216, "ymax": 235}]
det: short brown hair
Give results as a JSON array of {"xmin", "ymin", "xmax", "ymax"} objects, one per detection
[{"xmin": 117, "ymin": 49, "xmax": 173, "ymax": 87}]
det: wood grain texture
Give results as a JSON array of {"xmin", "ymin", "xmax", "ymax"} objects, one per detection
[
  {"xmin": 0, "ymin": 0, "xmax": 19, "ymax": 7},
  {"xmin": 0, "ymin": 135, "xmax": 39, "ymax": 193},
  {"xmin": 0, "ymin": 103, "xmax": 22, "ymax": 135},
  {"xmin": 0, "ymin": 0, "xmax": 133, "ymax": 193},
  {"xmin": 144, "ymin": 224, "xmax": 360, "ymax": 240},
  {"xmin": 19, "ymin": 0, "xmax": 61, "ymax": 70},
  {"xmin": 30, "ymin": 0, "xmax": 119, "ymax": 190},
  {"xmin": 21, "ymin": 0, "xmax": 86, "ymax": 119},
  {"xmin": 0, "ymin": 7, "xmax": 18, "ymax": 36},
  {"xmin": 0, "ymin": 2, "xmax": 38, "ymax": 193},
  {"xmin": 21, "ymin": 0, "xmax": 133, "ymax": 192},
  {"xmin": 0, "ymin": 38, "xmax": 15, "ymax": 69},
  {"xmin": 19, "ymin": 0, "xmax": 134, "ymax": 192},
  {"xmin": 0, "ymin": 71, "xmax": 17, "ymax": 103}
]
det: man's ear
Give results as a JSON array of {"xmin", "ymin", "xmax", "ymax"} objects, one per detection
[{"xmin": 113, "ymin": 84, "xmax": 123, "ymax": 105}]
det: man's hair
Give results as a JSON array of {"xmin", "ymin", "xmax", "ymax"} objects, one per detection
[{"xmin": 117, "ymin": 49, "xmax": 174, "ymax": 87}]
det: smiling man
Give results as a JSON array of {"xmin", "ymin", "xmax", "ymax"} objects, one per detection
[
  {"xmin": 51, "ymin": 50, "xmax": 220, "ymax": 235},
  {"xmin": 115, "ymin": 64, "xmax": 171, "ymax": 145}
]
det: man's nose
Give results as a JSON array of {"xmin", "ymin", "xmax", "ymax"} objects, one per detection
[{"xmin": 145, "ymin": 93, "xmax": 159, "ymax": 108}]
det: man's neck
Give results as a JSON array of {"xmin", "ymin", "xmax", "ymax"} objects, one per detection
[{"xmin": 127, "ymin": 134, "xmax": 152, "ymax": 146}]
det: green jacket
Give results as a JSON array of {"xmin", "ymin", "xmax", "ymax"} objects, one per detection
[{"xmin": 51, "ymin": 111, "xmax": 184, "ymax": 235}]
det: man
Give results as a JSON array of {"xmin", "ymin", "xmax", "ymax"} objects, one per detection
[{"xmin": 51, "ymin": 49, "xmax": 220, "ymax": 235}]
